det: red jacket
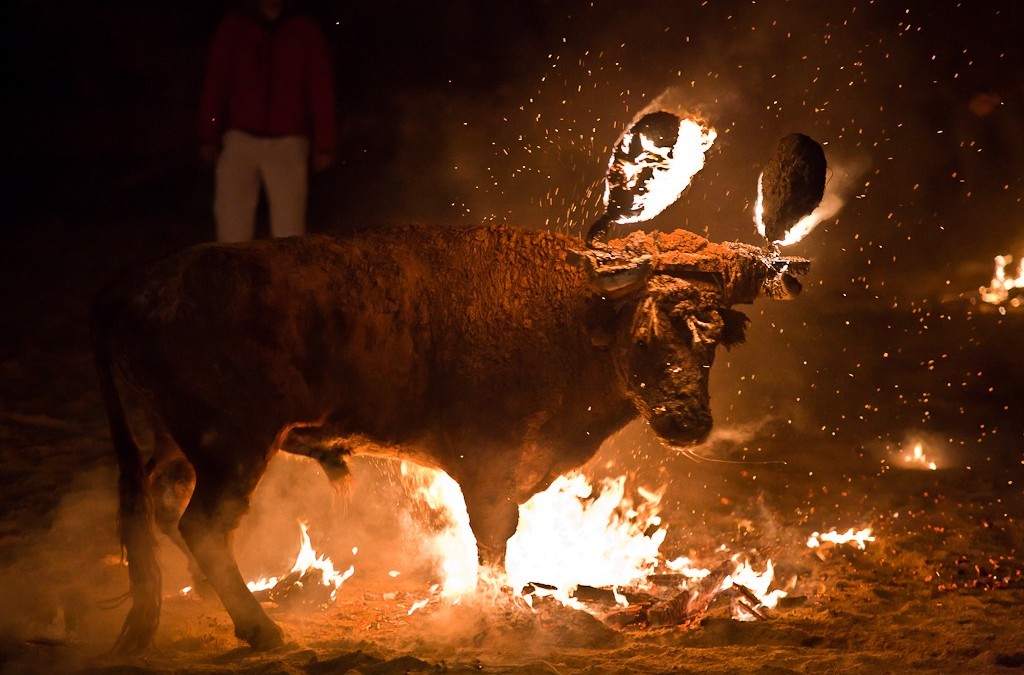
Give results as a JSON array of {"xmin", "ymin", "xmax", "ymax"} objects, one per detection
[{"xmin": 200, "ymin": 9, "xmax": 336, "ymax": 154}]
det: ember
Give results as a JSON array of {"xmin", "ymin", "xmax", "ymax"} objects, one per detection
[{"xmin": 807, "ymin": 527, "xmax": 875, "ymax": 551}]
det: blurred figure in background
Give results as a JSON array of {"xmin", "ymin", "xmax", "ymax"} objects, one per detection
[{"xmin": 200, "ymin": 0, "xmax": 336, "ymax": 242}]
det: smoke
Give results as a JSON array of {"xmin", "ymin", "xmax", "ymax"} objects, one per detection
[
  {"xmin": 685, "ymin": 415, "xmax": 788, "ymax": 461},
  {"xmin": 235, "ymin": 454, "xmax": 475, "ymax": 593},
  {"xmin": 0, "ymin": 467, "xmax": 128, "ymax": 651}
]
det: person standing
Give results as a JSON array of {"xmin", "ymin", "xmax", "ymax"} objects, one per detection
[{"xmin": 200, "ymin": 0, "xmax": 336, "ymax": 242}]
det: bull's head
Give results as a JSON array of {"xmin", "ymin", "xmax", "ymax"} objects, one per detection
[
  {"xmin": 571, "ymin": 231, "xmax": 808, "ymax": 447},
  {"xmin": 569, "ymin": 110, "xmax": 822, "ymax": 448}
]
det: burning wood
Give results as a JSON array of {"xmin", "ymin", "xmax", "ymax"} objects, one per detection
[
  {"xmin": 247, "ymin": 523, "xmax": 354, "ymax": 610},
  {"xmin": 402, "ymin": 464, "xmax": 800, "ymax": 631},
  {"xmin": 646, "ymin": 560, "xmax": 735, "ymax": 627},
  {"xmin": 643, "ymin": 559, "xmax": 785, "ymax": 627},
  {"xmin": 517, "ymin": 556, "xmax": 786, "ymax": 631},
  {"xmin": 731, "ymin": 583, "xmax": 770, "ymax": 621}
]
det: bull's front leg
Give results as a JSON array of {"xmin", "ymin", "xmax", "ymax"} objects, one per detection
[{"xmin": 459, "ymin": 473, "xmax": 520, "ymax": 569}]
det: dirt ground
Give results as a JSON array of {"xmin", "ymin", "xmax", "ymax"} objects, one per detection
[{"xmin": 1, "ymin": 214, "xmax": 1023, "ymax": 675}]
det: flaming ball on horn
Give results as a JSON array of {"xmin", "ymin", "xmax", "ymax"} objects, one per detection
[
  {"xmin": 755, "ymin": 133, "xmax": 828, "ymax": 246},
  {"xmin": 586, "ymin": 110, "xmax": 716, "ymax": 246}
]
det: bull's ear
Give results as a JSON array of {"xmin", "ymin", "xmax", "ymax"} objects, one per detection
[
  {"xmin": 720, "ymin": 308, "xmax": 749, "ymax": 348},
  {"xmin": 567, "ymin": 249, "xmax": 654, "ymax": 299}
]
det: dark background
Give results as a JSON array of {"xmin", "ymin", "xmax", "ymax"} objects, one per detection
[{"xmin": 3, "ymin": 0, "xmax": 1024, "ymax": 472}]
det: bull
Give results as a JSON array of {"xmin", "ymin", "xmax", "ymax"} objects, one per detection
[{"xmin": 93, "ymin": 222, "xmax": 806, "ymax": 652}]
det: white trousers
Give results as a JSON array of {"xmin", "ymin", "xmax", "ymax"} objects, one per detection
[{"xmin": 214, "ymin": 129, "xmax": 310, "ymax": 242}]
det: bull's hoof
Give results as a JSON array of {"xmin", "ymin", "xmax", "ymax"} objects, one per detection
[{"xmin": 236, "ymin": 620, "xmax": 285, "ymax": 650}]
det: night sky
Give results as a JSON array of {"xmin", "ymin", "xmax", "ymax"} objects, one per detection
[{"xmin": 5, "ymin": 0, "xmax": 1024, "ymax": 463}]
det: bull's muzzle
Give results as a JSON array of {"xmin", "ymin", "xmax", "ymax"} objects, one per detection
[{"xmin": 649, "ymin": 408, "xmax": 713, "ymax": 446}]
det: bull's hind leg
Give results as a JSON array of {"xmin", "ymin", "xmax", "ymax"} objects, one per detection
[
  {"xmin": 145, "ymin": 421, "xmax": 204, "ymax": 587},
  {"xmin": 177, "ymin": 432, "xmax": 284, "ymax": 650}
]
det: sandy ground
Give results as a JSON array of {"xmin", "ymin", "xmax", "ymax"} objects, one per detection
[{"xmin": 1, "ymin": 217, "xmax": 1023, "ymax": 674}]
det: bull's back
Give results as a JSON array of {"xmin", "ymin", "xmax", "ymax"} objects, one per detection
[{"xmin": 108, "ymin": 226, "xmax": 591, "ymax": 439}]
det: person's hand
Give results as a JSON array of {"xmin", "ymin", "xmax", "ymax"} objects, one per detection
[
  {"xmin": 199, "ymin": 142, "xmax": 219, "ymax": 164},
  {"xmin": 312, "ymin": 151, "xmax": 335, "ymax": 173}
]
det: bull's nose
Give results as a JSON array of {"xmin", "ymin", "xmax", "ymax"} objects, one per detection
[{"xmin": 650, "ymin": 410, "xmax": 712, "ymax": 446}]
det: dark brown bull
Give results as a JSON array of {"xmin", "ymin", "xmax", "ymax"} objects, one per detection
[{"xmin": 93, "ymin": 223, "xmax": 805, "ymax": 652}]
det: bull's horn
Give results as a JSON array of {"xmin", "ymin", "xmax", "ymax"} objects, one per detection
[
  {"xmin": 652, "ymin": 235, "xmax": 809, "ymax": 305},
  {"xmin": 567, "ymin": 248, "xmax": 655, "ymax": 298},
  {"xmin": 719, "ymin": 243, "xmax": 811, "ymax": 305}
]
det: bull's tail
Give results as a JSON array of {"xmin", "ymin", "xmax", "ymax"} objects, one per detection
[{"xmin": 92, "ymin": 285, "xmax": 161, "ymax": 653}]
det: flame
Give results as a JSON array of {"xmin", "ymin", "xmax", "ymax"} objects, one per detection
[
  {"xmin": 754, "ymin": 173, "xmax": 766, "ymax": 238},
  {"xmin": 245, "ymin": 576, "xmax": 279, "ymax": 593},
  {"xmin": 979, "ymin": 253, "xmax": 1024, "ymax": 306},
  {"xmin": 663, "ymin": 555, "xmax": 712, "ymax": 581},
  {"xmin": 903, "ymin": 442, "xmax": 938, "ymax": 471},
  {"xmin": 606, "ymin": 117, "xmax": 716, "ymax": 224},
  {"xmin": 407, "ymin": 597, "xmax": 431, "ymax": 615},
  {"xmin": 505, "ymin": 473, "xmax": 666, "ymax": 596},
  {"xmin": 807, "ymin": 527, "xmax": 875, "ymax": 550},
  {"xmin": 725, "ymin": 558, "xmax": 787, "ymax": 618},
  {"xmin": 289, "ymin": 522, "xmax": 355, "ymax": 595},
  {"xmin": 400, "ymin": 464, "xmax": 791, "ymax": 619},
  {"xmin": 243, "ymin": 522, "xmax": 354, "ymax": 601},
  {"xmin": 400, "ymin": 464, "xmax": 667, "ymax": 603},
  {"xmin": 754, "ymin": 172, "xmax": 848, "ymax": 247},
  {"xmin": 399, "ymin": 462, "xmax": 479, "ymax": 597}
]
